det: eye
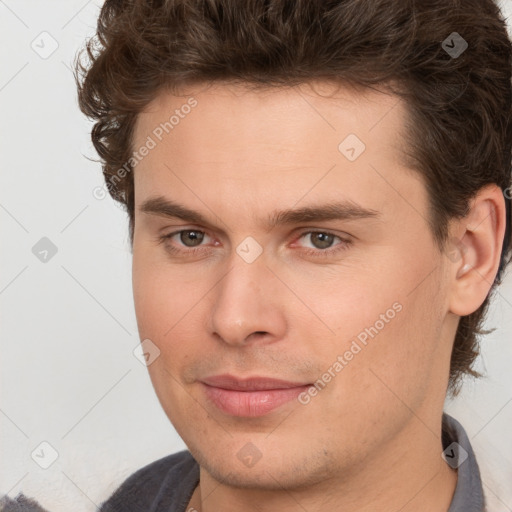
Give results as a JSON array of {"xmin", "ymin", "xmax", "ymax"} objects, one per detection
[
  {"xmin": 300, "ymin": 231, "xmax": 338, "ymax": 250},
  {"xmin": 158, "ymin": 229, "xmax": 215, "ymax": 255},
  {"xmin": 157, "ymin": 229, "xmax": 352, "ymax": 259},
  {"xmin": 293, "ymin": 230, "xmax": 352, "ymax": 257},
  {"xmin": 174, "ymin": 229, "xmax": 208, "ymax": 247}
]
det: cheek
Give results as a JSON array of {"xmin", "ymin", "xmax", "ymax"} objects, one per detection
[
  {"xmin": 132, "ymin": 256, "xmax": 203, "ymax": 414},
  {"xmin": 346, "ymin": 274, "xmax": 445, "ymax": 412},
  {"xmin": 132, "ymin": 244, "xmax": 198, "ymax": 340},
  {"xmin": 132, "ymin": 264, "xmax": 167, "ymax": 340},
  {"xmin": 311, "ymin": 250, "xmax": 445, "ymax": 403},
  {"xmin": 132, "ymin": 252, "xmax": 215, "ymax": 400}
]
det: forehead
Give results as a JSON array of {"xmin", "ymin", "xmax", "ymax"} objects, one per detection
[
  {"xmin": 131, "ymin": 80, "xmax": 424, "ymax": 227},
  {"xmin": 133, "ymin": 80, "xmax": 407, "ymax": 153}
]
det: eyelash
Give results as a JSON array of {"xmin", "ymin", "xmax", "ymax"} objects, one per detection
[{"xmin": 157, "ymin": 229, "xmax": 352, "ymax": 259}]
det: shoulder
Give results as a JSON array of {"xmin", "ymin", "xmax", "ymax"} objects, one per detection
[
  {"xmin": 99, "ymin": 449, "xmax": 199, "ymax": 512},
  {"xmin": 0, "ymin": 493, "xmax": 50, "ymax": 512}
]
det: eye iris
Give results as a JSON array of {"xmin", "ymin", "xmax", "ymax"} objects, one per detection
[
  {"xmin": 311, "ymin": 232, "xmax": 334, "ymax": 249},
  {"xmin": 180, "ymin": 230, "xmax": 204, "ymax": 247}
]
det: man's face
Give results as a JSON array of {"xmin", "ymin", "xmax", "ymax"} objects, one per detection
[{"xmin": 131, "ymin": 81, "xmax": 455, "ymax": 488}]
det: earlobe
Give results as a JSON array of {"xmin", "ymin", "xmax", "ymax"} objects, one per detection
[{"xmin": 448, "ymin": 185, "xmax": 507, "ymax": 317}]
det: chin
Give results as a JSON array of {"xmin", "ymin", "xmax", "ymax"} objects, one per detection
[{"xmin": 188, "ymin": 437, "xmax": 338, "ymax": 491}]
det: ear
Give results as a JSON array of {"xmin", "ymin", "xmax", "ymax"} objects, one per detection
[{"xmin": 447, "ymin": 184, "xmax": 507, "ymax": 316}]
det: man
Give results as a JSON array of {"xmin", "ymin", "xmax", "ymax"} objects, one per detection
[{"xmin": 72, "ymin": 0, "xmax": 511, "ymax": 511}]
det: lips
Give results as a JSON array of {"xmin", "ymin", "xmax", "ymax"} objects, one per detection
[
  {"xmin": 201, "ymin": 374, "xmax": 310, "ymax": 390},
  {"xmin": 200, "ymin": 374, "xmax": 312, "ymax": 417}
]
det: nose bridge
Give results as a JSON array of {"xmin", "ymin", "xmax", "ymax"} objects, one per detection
[{"xmin": 209, "ymin": 251, "xmax": 285, "ymax": 346}]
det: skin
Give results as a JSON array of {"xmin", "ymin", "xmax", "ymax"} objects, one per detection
[{"xmin": 130, "ymin": 80, "xmax": 506, "ymax": 512}]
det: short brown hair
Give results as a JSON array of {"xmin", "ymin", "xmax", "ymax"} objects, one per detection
[{"xmin": 74, "ymin": 0, "xmax": 512, "ymax": 395}]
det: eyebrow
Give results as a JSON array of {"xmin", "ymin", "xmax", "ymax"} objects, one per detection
[{"xmin": 139, "ymin": 196, "xmax": 381, "ymax": 231}]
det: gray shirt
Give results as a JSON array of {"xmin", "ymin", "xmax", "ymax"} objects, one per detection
[{"xmin": 97, "ymin": 412, "xmax": 485, "ymax": 511}]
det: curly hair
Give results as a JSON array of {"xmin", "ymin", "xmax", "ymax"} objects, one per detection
[{"xmin": 74, "ymin": 0, "xmax": 512, "ymax": 395}]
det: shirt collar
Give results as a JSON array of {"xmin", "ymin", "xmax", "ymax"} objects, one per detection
[{"xmin": 443, "ymin": 412, "xmax": 485, "ymax": 512}]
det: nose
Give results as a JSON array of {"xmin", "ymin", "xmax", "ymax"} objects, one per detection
[{"xmin": 208, "ymin": 253, "xmax": 287, "ymax": 347}]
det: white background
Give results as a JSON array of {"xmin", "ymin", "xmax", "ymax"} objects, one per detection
[{"xmin": 1, "ymin": 1, "xmax": 511, "ymax": 510}]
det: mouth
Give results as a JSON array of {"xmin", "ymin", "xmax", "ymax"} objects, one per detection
[{"xmin": 200, "ymin": 374, "xmax": 313, "ymax": 417}]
